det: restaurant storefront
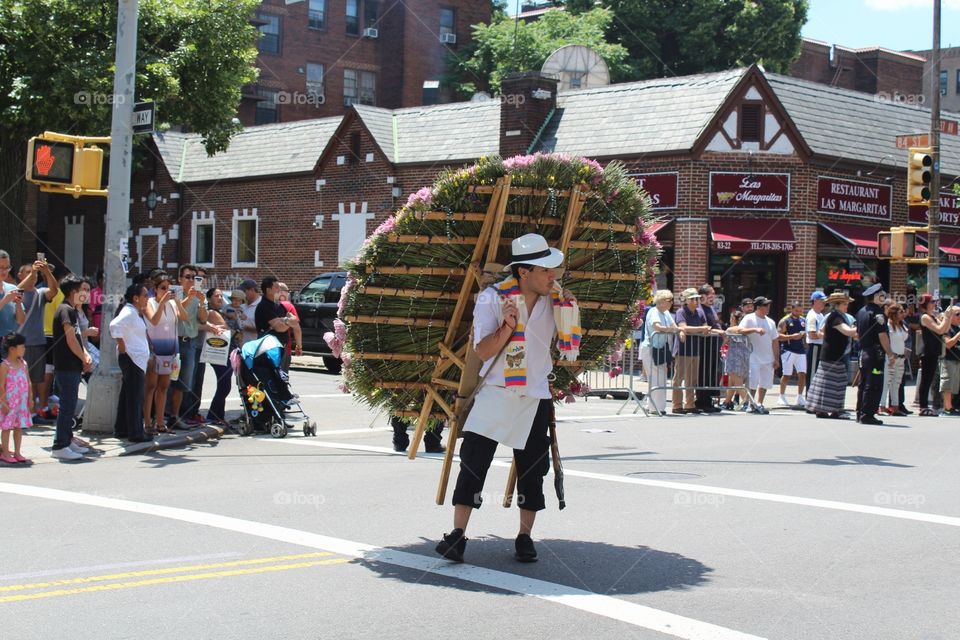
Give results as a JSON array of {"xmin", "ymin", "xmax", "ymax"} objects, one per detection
[
  {"xmin": 632, "ymin": 172, "xmax": 678, "ymax": 293},
  {"xmin": 910, "ymin": 191, "xmax": 960, "ymax": 302}
]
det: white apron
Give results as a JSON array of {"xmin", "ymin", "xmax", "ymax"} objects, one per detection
[{"xmin": 463, "ymin": 384, "xmax": 539, "ymax": 450}]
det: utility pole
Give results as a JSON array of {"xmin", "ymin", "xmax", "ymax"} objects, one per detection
[
  {"xmin": 927, "ymin": 0, "xmax": 942, "ymax": 299},
  {"xmin": 84, "ymin": 0, "xmax": 139, "ymax": 433}
]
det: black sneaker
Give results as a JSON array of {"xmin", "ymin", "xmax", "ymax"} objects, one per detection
[
  {"xmin": 515, "ymin": 533, "xmax": 538, "ymax": 563},
  {"xmin": 435, "ymin": 529, "xmax": 467, "ymax": 563}
]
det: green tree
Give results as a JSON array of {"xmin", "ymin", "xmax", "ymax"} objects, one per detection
[
  {"xmin": 0, "ymin": 0, "xmax": 260, "ymax": 264},
  {"xmin": 569, "ymin": 0, "xmax": 808, "ymax": 79},
  {"xmin": 445, "ymin": 6, "xmax": 631, "ymax": 97}
]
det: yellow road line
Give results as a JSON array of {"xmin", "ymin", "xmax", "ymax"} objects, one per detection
[
  {"xmin": 0, "ymin": 552, "xmax": 335, "ymax": 593},
  {"xmin": 0, "ymin": 558, "xmax": 351, "ymax": 603}
]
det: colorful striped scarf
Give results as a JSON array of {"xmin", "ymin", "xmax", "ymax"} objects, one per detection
[{"xmin": 494, "ymin": 277, "xmax": 581, "ymax": 393}]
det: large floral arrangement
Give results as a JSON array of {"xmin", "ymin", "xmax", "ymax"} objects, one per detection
[{"xmin": 328, "ymin": 153, "xmax": 660, "ymax": 416}]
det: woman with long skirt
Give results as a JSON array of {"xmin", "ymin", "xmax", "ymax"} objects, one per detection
[{"xmin": 807, "ymin": 292, "xmax": 859, "ymax": 419}]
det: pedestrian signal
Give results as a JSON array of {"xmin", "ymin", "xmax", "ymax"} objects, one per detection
[
  {"xmin": 26, "ymin": 132, "xmax": 108, "ymax": 197},
  {"xmin": 906, "ymin": 147, "xmax": 932, "ymax": 206},
  {"xmin": 878, "ymin": 228, "xmax": 917, "ymax": 260}
]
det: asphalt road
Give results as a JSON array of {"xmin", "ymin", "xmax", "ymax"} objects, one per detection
[{"xmin": 3, "ymin": 367, "xmax": 959, "ymax": 640}]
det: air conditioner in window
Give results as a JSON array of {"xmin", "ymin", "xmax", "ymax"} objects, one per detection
[
  {"xmin": 440, "ymin": 33, "xmax": 456, "ymax": 44},
  {"xmin": 363, "ymin": 27, "xmax": 379, "ymax": 38}
]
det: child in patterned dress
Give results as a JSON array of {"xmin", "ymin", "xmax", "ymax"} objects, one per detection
[{"xmin": 1, "ymin": 333, "xmax": 32, "ymax": 463}]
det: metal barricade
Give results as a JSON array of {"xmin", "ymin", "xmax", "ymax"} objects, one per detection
[
  {"xmin": 578, "ymin": 341, "xmax": 648, "ymax": 416},
  {"xmin": 637, "ymin": 332, "xmax": 757, "ymax": 417}
]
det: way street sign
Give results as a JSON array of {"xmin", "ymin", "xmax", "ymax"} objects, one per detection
[
  {"xmin": 132, "ymin": 101, "xmax": 155, "ymax": 134},
  {"xmin": 896, "ymin": 133, "xmax": 929, "ymax": 149}
]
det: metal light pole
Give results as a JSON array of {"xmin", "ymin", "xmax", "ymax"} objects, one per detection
[
  {"xmin": 84, "ymin": 0, "xmax": 139, "ymax": 433},
  {"xmin": 927, "ymin": 0, "xmax": 942, "ymax": 299}
]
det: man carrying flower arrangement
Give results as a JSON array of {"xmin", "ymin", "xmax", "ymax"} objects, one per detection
[{"xmin": 436, "ymin": 233, "xmax": 579, "ymax": 564}]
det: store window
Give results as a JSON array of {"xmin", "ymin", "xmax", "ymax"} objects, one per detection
[{"xmin": 710, "ymin": 253, "xmax": 785, "ymax": 321}]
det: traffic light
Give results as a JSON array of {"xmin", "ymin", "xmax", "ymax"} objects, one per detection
[
  {"xmin": 878, "ymin": 228, "xmax": 918, "ymax": 260},
  {"xmin": 907, "ymin": 146, "xmax": 933, "ymax": 206},
  {"xmin": 26, "ymin": 132, "xmax": 109, "ymax": 197}
]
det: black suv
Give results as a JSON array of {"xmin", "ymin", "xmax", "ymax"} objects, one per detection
[{"xmin": 293, "ymin": 271, "xmax": 347, "ymax": 373}]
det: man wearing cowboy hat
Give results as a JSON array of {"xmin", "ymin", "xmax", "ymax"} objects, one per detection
[
  {"xmin": 855, "ymin": 283, "xmax": 894, "ymax": 425},
  {"xmin": 436, "ymin": 233, "xmax": 573, "ymax": 564}
]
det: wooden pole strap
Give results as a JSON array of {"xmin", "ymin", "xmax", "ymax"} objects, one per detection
[
  {"xmin": 364, "ymin": 265, "xmax": 466, "ymax": 276},
  {"xmin": 568, "ymin": 240, "xmax": 639, "ymax": 251},
  {"xmin": 576, "ymin": 301, "xmax": 629, "ymax": 311},
  {"xmin": 361, "ymin": 286, "xmax": 460, "ymax": 301},
  {"xmin": 565, "ymin": 270, "xmax": 640, "ymax": 281},
  {"xmin": 347, "ymin": 315, "xmax": 450, "ymax": 328},
  {"xmin": 359, "ymin": 352, "xmax": 441, "ymax": 362}
]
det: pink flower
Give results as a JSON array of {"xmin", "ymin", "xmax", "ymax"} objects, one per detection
[
  {"xmin": 336, "ymin": 381, "xmax": 351, "ymax": 394},
  {"xmin": 608, "ymin": 346, "xmax": 623, "ymax": 365},
  {"xmin": 608, "ymin": 366, "xmax": 623, "ymax": 378},
  {"xmin": 564, "ymin": 393, "xmax": 576, "ymax": 404},
  {"xmin": 334, "ymin": 318, "xmax": 346, "ymax": 342},
  {"xmin": 323, "ymin": 331, "xmax": 343, "ymax": 359},
  {"xmin": 406, "ymin": 186, "xmax": 433, "ymax": 207},
  {"xmin": 337, "ymin": 275, "xmax": 356, "ymax": 319}
]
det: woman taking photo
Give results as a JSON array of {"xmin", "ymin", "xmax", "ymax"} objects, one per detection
[
  {"xmin": 917, "ymin": 294, "xmax": 951, "ymax": 416},
  {"xmin": 807, "ymin": 292, "xmax": 859, "ymax": 419},
  {"xmin": 880, "ymin": 304, "xmax": 908, "ymax": 416},
  {"xmin": 204, "ymin": 288, "xmax": 234, "ymax": 426},
  {"xmin": 722, "ymin": 308, "xmax": 766, "ymax": 410},
  {"xmin": 143, "ymin": 273, "xmax": 187, "ymax": 435},
  {"xmin": 639, "ymin": 290, "xmax": 679, "ymax": 416}
]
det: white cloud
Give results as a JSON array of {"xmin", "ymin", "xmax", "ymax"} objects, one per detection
[{"xmin": 865, "ymin": 0, "xmax": 960, "ymax": 10}]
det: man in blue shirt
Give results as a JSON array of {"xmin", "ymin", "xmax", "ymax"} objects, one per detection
[{"xmin": 777, "ymin": 301, "xmax": 807, "ymax": 408}]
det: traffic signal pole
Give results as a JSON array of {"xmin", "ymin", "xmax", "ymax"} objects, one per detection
[
  {"xmin": 83, "ymin": 0, "xmax": 140, "ymax": 433},
  {"xmin": 928, "ymin": 0, "xmax": 942, "ymax": 299}
]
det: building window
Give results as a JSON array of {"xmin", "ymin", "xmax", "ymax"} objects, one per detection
[
  {"xmin": 257, "ymin": 13, "xmax": 280, "ymax": 54},
  {"xmin": 941, "ymin": 70, "xmax": 948, "ymax": 96},
  {"xmin": 740, "ymin": 103, "xmax": 762, "ymax": 142},
  {"xmin": 306, "ymin": 63, "xmax": 325, "ymax": 101},
  {"xmin": 365, "ymin": 0, "xmax": 379, "ymax": 28},
  {"xmin": 956, "ymin": 69, "xmax": 960, "ymax": 94},
  {"xmin": 440, "ymin": 8, "xmax": 455, "ymax": 37},
  {"xmin": 232, "ymin": 208, "xmax": 259, "ymax": 267},
  {"xmin": 308, "ymin": 0, "xmax": 325, "ymax": 30},
  {"xmin": 191, "ymin": 211, "xmax": 215, "ymax": 267},
  {"xmin": 255, "ymin": 88, "xmax": 278, "ymax": 125},
  {"xmin": 346, "ymin": 0, "xmax": 359, "ymax": 35},
  {"xmin": 359, "ymin": 71, "xmax": 376, "ymax": 105},
  {"xmin": 344, "ymin": 69, "xmax": 376, "ymax": 106}
]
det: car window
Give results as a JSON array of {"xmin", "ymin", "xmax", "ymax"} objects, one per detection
[
  {"xmin": 326, "ymin": 277, "xmax": 346, "ymax": 303},
  {"xmin": 300, "ymin": 277, "xmax": 332, "ymax": 303}
]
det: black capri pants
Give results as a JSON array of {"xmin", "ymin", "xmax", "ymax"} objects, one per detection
[{"xmin": 452, "ymin": 399, "xmax": 552, "ymax": 512}]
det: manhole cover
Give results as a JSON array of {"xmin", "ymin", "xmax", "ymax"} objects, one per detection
[{"xmin": 627, "ymin": 471, "xmax": 704, "ymax": 480}]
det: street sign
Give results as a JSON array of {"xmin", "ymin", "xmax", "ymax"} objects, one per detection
[
  {"xmin": 943, "ymin": 119, "xmax": 959, "ymax": 136},
  {"xmin": 132, "ymin": 101, "xmax": 155, "ymax": 134},
  {"xmin": 896, "ymin": 133, "xmax": 929, "ymax": 149}
]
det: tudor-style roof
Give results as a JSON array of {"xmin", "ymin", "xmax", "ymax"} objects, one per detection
[
  {"xmin": 352, "ymin": 100, "xmax": 501, "ymax": 164},
  {"xmin": 767, "ymin": 73, "xmax": 960, "ymax": 176},
  {"xmin": 152, "ymin": 117, "xmax": 341, "ymax": 183},
  {"xmin": 536, "ymin": 68, "xmax": 749, "ymax": 157}
]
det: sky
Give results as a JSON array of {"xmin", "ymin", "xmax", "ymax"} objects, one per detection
[{"xmin": 798, "ymin": 0, "xmax": 959, "ymax": 52}]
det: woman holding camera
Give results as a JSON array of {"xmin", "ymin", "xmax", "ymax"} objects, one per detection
[
  {"xmin": 143, "ymin": 273, "xmax": 187, "ymax": 434},
  {"xmin": 918, "ymin": 294, "xmax": 951, "ymax": 417}
]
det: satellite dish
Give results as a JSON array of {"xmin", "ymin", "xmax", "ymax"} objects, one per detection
[{"xmin": 541, "ymin": 44, "xmax": 610, "ymax": 92}]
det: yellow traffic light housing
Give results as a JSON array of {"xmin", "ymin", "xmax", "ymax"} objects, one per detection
[
  {"xmin": 907, "ymin": 146, "xmax": 933, "ymax": 206},
  {"xmin": 26, "ymin": 132, "xmax": 109, "ymax": 198}
]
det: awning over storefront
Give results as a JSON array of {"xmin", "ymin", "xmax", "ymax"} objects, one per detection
[
  {"xmin": 648, "ymin": 220, "xmax": 672, "ymax": 235},
  {"xmin": 710, "ymin": 218, "xmax": 795, "ymax": 252},
  {"xmin": 918, "ymin": 233, "xmax": 960, "ymax": 264},
  {"xmin": 819, "ymin": 221, "xmax": 881, "ymax": 258}
]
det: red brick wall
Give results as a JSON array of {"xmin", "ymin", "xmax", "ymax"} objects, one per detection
[
  {"xmin": 674, "ymin": 219, "xmax": 709, "ymax": 293},
  {"xmin": 788, "ymin": 39, "xmax": 923, "ymax": 98},
  {"xmin": 241, "ymin": 0, "xmax": 491, "ymax": 125}
]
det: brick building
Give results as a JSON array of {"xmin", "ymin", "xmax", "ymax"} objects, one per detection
[
  {"xmin": 240, "ymin": 0, "xmax": 491, "ymax": 125},
  {"xmin": 41, "ymin": 65, "xmax": 960, "ymax": 321},
  {"xmin": 789, "ymin": 38, "xmax": 925, "ymax": 103}
]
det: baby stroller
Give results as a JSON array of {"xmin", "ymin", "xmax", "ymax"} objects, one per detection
[{"xmin": 234, "ymin": 335, "xmax": 317, "ymax": 438}]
